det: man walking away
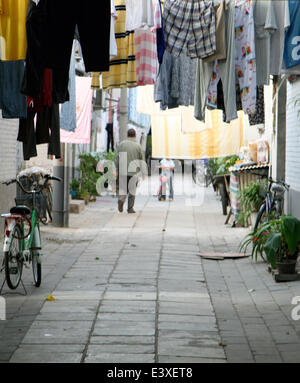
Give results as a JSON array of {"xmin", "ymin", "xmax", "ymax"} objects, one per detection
[{"xmin": 114, "ymin": 128, "xmax": 146, "ymax": 214}]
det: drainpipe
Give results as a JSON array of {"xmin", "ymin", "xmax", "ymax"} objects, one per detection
[{"xmin": 52, "ymin": 144, "xmax": 70, "ymax": 227}]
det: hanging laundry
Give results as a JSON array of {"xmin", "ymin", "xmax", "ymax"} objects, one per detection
[
  {"xmin": 102, "ymin": 0, "xmax": 137, "ymax": 91},
  {"xmin": 125, "ymin": 0, "xmax": 154, "ymax": 31},
  {"xmin": 18, "ymin": 105, "xmax": 61, "ymax": 161},
  {"xmin": 0, "ymin": 0, "xmax": 29, "ymax": 61},
  {"xmin": 283, "ymin": 1, "xmax": 300, "ymax": 69},
  {"xmin": 253, "ymin": 0, "xmax": 277, "ymax": 86},
  {"xmin": 208, "ymin": 80, "xmax": 244, "ymax": 123},
  {"xmin": 134, "ymin": 30, "xmax": 158, "ymax": 86},
  {"xmin": 134, "ymin": 0, "xmax": 161, "ymax": 86},
  {"xmin": 18, "ymin": 67, "xmax": 61, "ymax": 161},
  {"xmin": 106, "ymin": 123, "xmax": 114, "ymax": 152},
  {"xmin": 155, "ymin": 51, "xmax": 179, "ymax": 110},
  {"xmin": 0, "ymin": 61, "xmax": 27, "ymax": 119},
  {"xmin": 199, "ymin": 0, "xmax": 256, "ymax": 122},
  {"xmin": 60, "ymin": 77, "xmax": 93, "ymax": 145},
  {"xmin": 91, "ymin": 73, "xmax": 101, "ymax": 90},
  {"xmin": 155, "ymin": 50, "xmax": 197, "ymax": 110},
  {"xmin": 22, "ymin": 0, "xmax": 70, "ymax": 104},
  {"xmin": 90, "ymin": 1, "xmax": 119, "ymax": 90},
  {"xmin": 248, "ymin": 85, "xmax": 265, "ymax": 126},
  {"xmin": 163, "ymin": 0, "xmax": 216, "ymax": 59},
  {"xmin": 270, "ymin": 1, "xmax": 289, "ymax": 76},
  {"xmin": 234, "ymin": 0, "xmax": 256, "ymax": 115},
  {"xmin": 269, "ymin": 1, "xmax": 300, "ymax": 75},
  {"xmin": 194, "ymin": 0, "xmax": 237, "ymax": 123},
  {"xmin": 60, "ymin": 41, "xmax": 77, "ymax": 132},
  {"xmin": 110, "ymin": 0, "xmax": 118, "ymax": 59},
  {"xmin": 203, "ymin": 0, "xmax": 227, "ymax": 63},
  {"xmin": 44, "ymin": 0, "xmax": 111, "ymax": 73},
  {"xmin": 154, "ymin": 0, "xmax": 165, "ymax": 65}
]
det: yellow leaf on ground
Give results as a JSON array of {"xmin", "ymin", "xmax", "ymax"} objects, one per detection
[{"xmin": 45, "ymin": 294, "xmax": 56, "ymax": 301}]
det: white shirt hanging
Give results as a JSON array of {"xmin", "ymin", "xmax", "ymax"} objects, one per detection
[
  {"xmin": 125, "ymin": 0, "xmax": 154, "ymax": 31},
  {"xmin": 110, "ymin": 0, "xmax": 118, "ymax": 59}
]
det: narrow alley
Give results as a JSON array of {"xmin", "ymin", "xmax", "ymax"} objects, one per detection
[{"xmin": 1, "ymin": 182, "xmax": 300, "ymax": 363}]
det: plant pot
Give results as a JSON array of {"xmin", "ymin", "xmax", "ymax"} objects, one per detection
[
  {"xmin": 276, "ymin": 260, "xmax": 297, "ymax": 275},
  {"xmin": 70, "ymin": 190, "xmax": 78, "ymax": 199}
]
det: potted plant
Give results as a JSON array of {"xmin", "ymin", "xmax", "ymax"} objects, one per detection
[
  {"xmin": 240, "ymin": 215, "xmax": 300, "ymax": 274},
  {"xmin": 70, "ymin": 178, "xmax": 80, "ymax": 199},
  {"xmin": 237, "ymin": 180, "xmax": 267, "ymax": 227},
  {"xmin": 78, "ymin": 153, "xmax": 102, "ymax": 201}
]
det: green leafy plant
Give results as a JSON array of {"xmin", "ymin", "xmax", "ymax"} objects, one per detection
[
  {"xmin": 237, "ymin": 180, "xmax": 267, "ymax": 225},
  {"xmin": 216, "ymin": 155, "xmax": 239, "ymax": 175},
  {"xmin": 207, "ymin": 156, "xmax": 239, "ymax": 178},
  {"xmin": 70, "ymin": 178, "xmax": 80, "ymax": 192},
  {"xmin": 240, "ymin": 215, "xmax": 300, "ymax": 268},
  {"xmin": 105, "ymin": 151, "xmax": 116, "ymax": 162},
  {"xmin": 78, "ymin": 153, "xmax": 102, "ymax": 197}
]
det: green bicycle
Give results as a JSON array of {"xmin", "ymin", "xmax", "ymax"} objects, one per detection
[{"xmin": 1, "ymin": 175, "xmax": 61, "ymax": 290}]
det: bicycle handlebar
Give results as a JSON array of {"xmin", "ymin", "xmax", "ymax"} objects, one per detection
[
  {"xmin": 268, "ymin": 177, "xmax": 290, "ymax": 190},
  {"xmin": 250, "ymin": 173, "xmax": 290, "ymax": 190},
  {"xmin": 2, "ymin": 175, "xmax": 62, "ymax": 193},
  {"xmin": 44, "ymin": 174, "xmax": 62, "ymax": 183}
]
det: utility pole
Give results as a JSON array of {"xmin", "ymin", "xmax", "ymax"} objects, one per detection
[{"xmin": 119, "ymin": 88, "xmax": 128, "ymax": 143}]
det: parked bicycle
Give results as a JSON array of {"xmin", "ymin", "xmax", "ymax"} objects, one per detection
[
  {"xmin": 1, "ymin": 174, "xmax": 61, "ymax": 290},
  {"xmin": 254, "ymin": 176, "xmax": 290, "ymax": 231}
]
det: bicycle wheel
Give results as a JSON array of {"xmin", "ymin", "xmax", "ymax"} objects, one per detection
[
  {"xmin": 4, "ymin": 225, "xmax": 23, "ymax": 290},
  {"xmin": 32, "ymin": 250, "xmax": 41, "ymax": 287}
]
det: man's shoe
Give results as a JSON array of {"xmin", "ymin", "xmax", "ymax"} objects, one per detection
[
  {"xmin": 118, "ymin": 200, "xmax": 124, "ymax": 212},
  {"xmin": 127, "ymin": 208, "xmax": 136, "ymax": 214}
]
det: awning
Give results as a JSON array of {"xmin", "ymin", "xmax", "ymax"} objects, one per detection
[{"xmin": 229, "ymin": 163, "xmax": 269, "ymax": 172}]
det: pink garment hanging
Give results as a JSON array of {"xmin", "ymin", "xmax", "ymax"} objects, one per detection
[
  {"xmin": 60, "ymin": 77, "xmax": 93, "ymax": 144},
  {"xmin": 134, "ymin": 29, "xmax": 158, "ymax": 86}
]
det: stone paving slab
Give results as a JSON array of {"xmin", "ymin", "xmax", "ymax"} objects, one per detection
[
  {"xmin": 84, "ymin": 352, "xmax": 155, "ymax": 363},
  {"xmin": 10, "ymin": 351, "xmax": 83, "ymax": 363},
  {"xmin": 89, "ymin": 336, "xmax": 155, "ymax": 345},
  {"xmin": 158, "ymin": 339, "xmax": 226, "ymax": 359},
  {"xmin": 158, "ymin": 356, "xmax": 227, "ymax": 363}
]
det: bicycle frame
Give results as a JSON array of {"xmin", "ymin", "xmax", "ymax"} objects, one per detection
[{"xmin": 2, "ymin": 208, "xmax": 41, "ymax": 260}]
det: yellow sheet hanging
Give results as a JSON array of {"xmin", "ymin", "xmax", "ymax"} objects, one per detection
[
  {"xmin": 151, "ymin": 110, "xmax": 245, "ymax": 159},
  {"xmin": 0, "ymin": 0, "xmax": 28, "ymax": 61},
  {"xmin": 102, "ymin": 0, "xmax": 137, "ymax": 90}
]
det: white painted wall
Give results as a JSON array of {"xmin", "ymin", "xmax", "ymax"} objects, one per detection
[
  {"xmin": 286, "ymin": 80, "xmax": 300, "ymax": 191},
  {"xmin": 286, "ymin": 79, "xmax": 300, "ymax": 218}
]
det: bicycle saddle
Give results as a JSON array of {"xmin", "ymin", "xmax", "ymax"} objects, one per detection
[
  {"xmin": 271, "ymin": 184, "xmax": 285, "ymax": 194},
  {"xmin": 10, "ymin": 205, "xmax": 31, "ymax": 215}
]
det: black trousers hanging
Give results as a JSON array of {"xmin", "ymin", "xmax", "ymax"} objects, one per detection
[
  {"xmin": 45, "ymin": 0, "xmax": 111, "ymax": 73},
  {"xmin": 21, "ymin": 0, "xmax": 70, "ymax": 103},
  {"xmin": 18, "ymin": 104, "xmax": 61, "ymax": 161},
  {"xmin": 106, "ymin": 123, "xmax": 114, "ymax": 152}
]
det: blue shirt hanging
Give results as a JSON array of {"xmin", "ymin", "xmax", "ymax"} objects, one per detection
[{"xmin": 283, "ymin": 1, "xmax": 300, "ymax": 69}]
